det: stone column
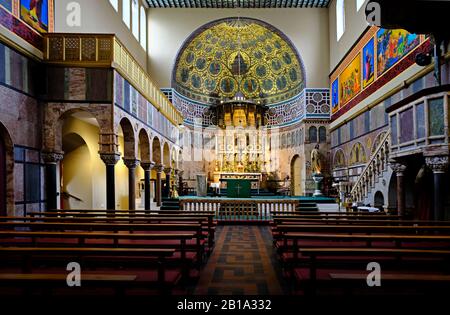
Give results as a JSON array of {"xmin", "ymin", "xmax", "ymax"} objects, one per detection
[
  {"xmin": 42, "ymin": 151, "xmax": 64, "ymax": 211},
  {"xmin": 100, "ymin": 153, "xmax": 121, "ymax": 211},
  {"xmin": 141, "ymin": 161, "xmax": 155, "ymax": 211},
  {"xmin": 174, "ymin": 169, "xmax": 179, "ymax": 196},
  {"xmin": 163, "ymin": 167, "xmax": 173, "ymax": 199},
  {"xmin": 426, "ymin": 156, "xmax": 449, "ymax": 221},
  {"xmin": 390, "ymin": 161, "xmax": 407, "ymax": 216},
  {"xmin": 123, "ymin": 158, "xmax": 140, "ymax": 210},
  {"xmin": 155, "ymin": 164, "xmax": 164, "ymax": 207}
]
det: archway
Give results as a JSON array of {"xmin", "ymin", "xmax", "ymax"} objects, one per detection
[
  {"xmin": 291, "ymin": 155, "xmax": 302, "ymax": 196},
  {"xmin": 374, "ymin": 191, "xmax": 385, "ymax": 211},
  {"xmin": 0, "ymin": 123, "xmax": 13, "ymax": 216},
  {"xmin": 152, "ymin": 137, "xmax": 162, "ymax": 164},
  {"xmin": 60, "ymin": 111, "xmax": 103, "ymax": 210},
  {"xmin": 163, "ymin": 142, "xmax": 171, "ymax": 167},
  {"xmin": 61, "ymin": 133, "xmax": 92, "ymax": 209}
]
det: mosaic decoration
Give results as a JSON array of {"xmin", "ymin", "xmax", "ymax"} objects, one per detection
[
  {"xmin": 362, "ymin": 38, "xmax": 375, "ymax": 88},
  {"xmin": 0, "ymin": 4, "xmax": 43, "ymax": 49},
  {"xmin": 0, "ymin": 0, "xmax": 12, "ymax": 11},
  {"xmin": 173, "ymin": 17, "xmax": 305, "ymax": 105},
  {"xmin": 339, "ymin": 53, "xmax": 361, "ymax": 106},
  {"xmin": 331, "ymin": 78, "xmax": 339, "ymax": 114},
  {"xmin": 145, "ymin": 0, "xmax": 331, "ymax": 8},
  {"xmin": 377, "ymin": 29, "xmax": 420, "ymax": 77},
  {"xmin": 173, "ymin": 88, "xmax": 330, "ymax": 128},
  {"xmin": 20, "ymin": 0, "xmax": 49, "ymax": 33},
  {"xmin": 115, "ymin": 72, "xmax": 176, "ymax": 141}
]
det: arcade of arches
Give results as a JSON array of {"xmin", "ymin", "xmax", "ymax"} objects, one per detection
[{"xmin": 0, "ymin": 0, "xmax": 449, "ymax": 298}]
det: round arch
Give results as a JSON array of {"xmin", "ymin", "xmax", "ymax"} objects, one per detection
[
  {"xmin": 333, "ymin": 149, "xmax": 347, "ymax": 169},
  {"xmin": 138, "ymin": 129, "xmax": 151, "ymax": 162},
  {"xmin": 152, "ymin": 137, "xmax": 162, "ymax": 164},
  {"xmin": 163, "ymin": 142, "xmax": 171, "ymax": 167},
  {"xmin": 291, "ymin": 155, "xmax": 302, "ymax": 196},
  {"xmin": 0, "ymin": 122, "xmax": 14, "ymax": 216},
  {"xmin": 119, "ymin": 117, "xmax": 136, "ymax": 159}
]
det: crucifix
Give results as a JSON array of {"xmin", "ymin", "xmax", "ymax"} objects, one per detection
[{"xmin": 236, "ymin": 183, "xmax": 242, "ymax": 197}]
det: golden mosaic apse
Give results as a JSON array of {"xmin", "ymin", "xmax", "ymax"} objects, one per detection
[{"xmin": 173, "ymin": 18, "xmax": 305, "ymax": 105}]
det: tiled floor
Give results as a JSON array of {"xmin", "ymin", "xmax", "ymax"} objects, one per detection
[{"xmin": 194, "ymin": 225, "xmax": 288, "ymax": 295}]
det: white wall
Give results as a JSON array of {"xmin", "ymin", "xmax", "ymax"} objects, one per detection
[
  {"xmin": 329, "ymin": 0, "xmax": 369, "ymax": 72},
  {"xmin": 54, "ymin": 0, "xmax": 147, "ymax": 68},
  {"xmin": 147, "ymin": 8, "xmax": 330, "ymax": 89}
]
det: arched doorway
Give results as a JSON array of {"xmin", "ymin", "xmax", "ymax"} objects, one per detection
[
  {"xmin": 0, "ymin": 134, "xmax": 6, "ymax": 216},
  {"xmin": 374, "ymin": 191, "xmax": 385, "ymax": 211},
  {"xmin": 61, "ymin": 133, "xmax": 92, "ymax": 209},
  {"xmin": 291, "ymin": 155, "xmax": 301, "ymax": 196}
]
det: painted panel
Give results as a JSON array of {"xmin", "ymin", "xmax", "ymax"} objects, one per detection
[
  {"xmin": 377, "ymin": 29, "xmax": 420, "ymax": 77},
  {"xmin": 339, "ymin": 53, "xmax": 361, "ymax": 107},
  {"xmin": 20, "ymin": 0, "xmax": 49, "ymax": 33},
  {"xmin": 428, "ymin": 97, "xmax": 445, "ymax": 136},
  {"xmin": 0, "ymin": 0, "xmax": 12, "ymax": 11},
  {"xmin": 399, "ymin": 108, "xmax": 414, "ymax": 143},
  {"xmin": 415, "ymin": 102, "xmax": 425, "ymax": 139},
  {"xmin": 331, "ymin": 78, "xmax": 339, "ymax": 114},
  {"xmin": 362, "ymin": 38, "xmax": 375, "ymax": 88}
]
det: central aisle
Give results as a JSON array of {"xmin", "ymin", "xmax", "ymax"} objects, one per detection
[{"xmin": 194, "ymin": 225, "xmax": 287, "ymax": 295}]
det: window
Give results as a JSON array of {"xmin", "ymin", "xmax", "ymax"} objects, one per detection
[
  {"xmin": 336, "ymin": 0, "xmax": 345, "ymax": 41},
  {"xmin": 356, "ymin": 0, "xmax": 366, "ymax": 11},
  {"xmin": 109, "ymin": 0, "xmax": 119, "ymax": 11},
  {"xmin": 140, "ymin": 7, "xmax": 147, "ymax": 49},
  {"xmin": 319, "ymin": 127, "xmax": 327, "ymax": 143},
  {"xmin": 132, "ymin": 0, "xmax": 139, "ymax": 39},
  {"xmin": 123, "ymin": 0, "xmax": 131, "ymax": 28},
  {"xmin": 309, "ymin": 126, "xmax": 318, "ymax": 143}
]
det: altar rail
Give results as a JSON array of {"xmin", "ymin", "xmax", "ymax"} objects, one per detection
[{"xmin": 179, "ymin": 199, "xmax": 299, "ymax": 221}]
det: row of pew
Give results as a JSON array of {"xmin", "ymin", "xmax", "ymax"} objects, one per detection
[
  {"xmin": 0, "ymin": 209, "xmax": 216, "ymax": 296},
  {"xmin": 271, "ymin": 210, "xmax": 450, "ymax": 295}
]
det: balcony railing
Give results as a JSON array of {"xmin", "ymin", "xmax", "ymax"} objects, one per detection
[{"xmin": 42, "ymin": 33, "xmax": 183, "ymax": 126}]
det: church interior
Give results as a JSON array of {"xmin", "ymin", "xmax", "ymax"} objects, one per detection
[{"xmin": 0, "ymin": 0, "xmax": 450, "ymax": 302}]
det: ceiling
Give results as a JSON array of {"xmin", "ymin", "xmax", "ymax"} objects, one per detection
[
  {"xmin": 173, "ymin": 18, "xmax": 305, "ymax": 105},
  {"xmin": 145, "ymin": 0, "xmax": 330, "ymax": 8}
]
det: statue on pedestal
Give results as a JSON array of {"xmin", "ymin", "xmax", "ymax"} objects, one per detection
[{"xmin": 311, "ymin": 144, "xmax": 322, "ymax": 174}]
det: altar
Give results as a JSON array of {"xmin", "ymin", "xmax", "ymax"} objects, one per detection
[{"xmin": 213, "ymin": 172, "xmax": 262, "ymax": 195}]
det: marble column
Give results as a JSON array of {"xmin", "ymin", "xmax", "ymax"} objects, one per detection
[
  {"xmin": 42, "ymin": 151, "xmax": 64, "ymax": 211},
  {"xmin": 164, "ymin": 167, "xmax": 173, "ymax": 198},
  {"xmin": 100, "ymin": 153, "xmax": 121, "ymax": 211},
  {"xmin": 123, "ymin": 158, "xmax": 140, "ymax": 210},
  {"xmin": 141, "ymin": 161, "xmax": 155, "ymax": 211},
  {"xmin": 155, "ymin": 164, "xmax": 164, "ymax": 207},
  {"xmin": 426, "ymin": 156, "xmax": 449, "ymax": 221},
  {"xmin": 390, "ymin": 161, "xmax": 407, "ymax": 216}
]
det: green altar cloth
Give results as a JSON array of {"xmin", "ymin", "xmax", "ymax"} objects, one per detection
[{"xmin": 226, "ymin": 179, "xmax": 251, "ymax": 198}]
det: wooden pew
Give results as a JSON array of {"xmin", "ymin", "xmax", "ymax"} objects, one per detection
[
  {"xmin": 0, "ymin": 273, "xmax": 137, "ymax": 296},
  {"xmin": 0, "ymin": 247, "xmax": 176, "ymax": 294},
  {"xmin": 295, "ymin": 247, "xmax": 450, "ymax": 295},
  {"xmin": 272, "ymin": 218, "xmax": 450, "ymax": 226},
  {"xmin": 271, "ymin": 211, "xmax": 390, "ymax": 216},
  {"xmin": 272, "ymin": 214, "xmax": 403, "ymax": 220}
]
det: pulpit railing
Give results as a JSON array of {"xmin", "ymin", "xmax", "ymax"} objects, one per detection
[{"xmin": 179, "ymin": 198, "xmax": 299, "ymax": 221}]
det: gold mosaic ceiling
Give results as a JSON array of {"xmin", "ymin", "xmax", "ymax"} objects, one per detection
[{"xmin": 173, "ymin": 18, "xmax": 305, "ymax": 105}]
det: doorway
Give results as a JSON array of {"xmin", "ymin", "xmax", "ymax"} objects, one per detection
[{"xmin": 291, "ymin": 155, "xmax": 301, "ymax": 196}]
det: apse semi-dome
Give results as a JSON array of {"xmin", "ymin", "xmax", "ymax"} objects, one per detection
[{"xmin": 172, "ymin": 17, "xmax": 306, "ymax": 105}]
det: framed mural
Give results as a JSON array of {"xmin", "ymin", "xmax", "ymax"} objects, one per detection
[
  {"xmin": 362, "ymin": 38, "xmax": 375, "ymax": 88},
  {"xmin": 331, "ymin": 78, "xmax": 339, "ymax": 114},
  {"xmin": 339, "ymin": 53, "xmax": 361, "ymax": 107},
  {"xmin": 377, "ymin": 29, "xmax": 420, "ymax": 77},
  {"xmin": 0, "ymin": 0, "xmax": 12, "ymax": 12},
  {"xmin": 20, "ymin": 0, "xmax": 49, "ymax": 33}
]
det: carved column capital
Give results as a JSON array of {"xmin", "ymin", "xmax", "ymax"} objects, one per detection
[
  {"xmin": 123, "ymin": 158, "xmax": 140, "ymax": 169},
  {"xmin": 174, "ymin": 169, "xmax": 180, "ymax": 176},
  {"xmin": 155, "ymin": 164, "xmax": 164, "ymax": 173},
  {"xmin": 164, "ymin": 167, "xmax": 173, "ymax": 174},
  {"xmin": 426, "ymin": 156, "xmax": 449, "ymax": 174},
  {"xmin": 42, "ymin": 151, "xmax": 64, "ymax": 164},
  {"xmin": 100, "ymin": 152, "xmax": 121, "ymax": 166},
  {"xmin": 178, "ymin": 170, "xmax": 184, "ymax": 177},
  {"xmin": 390, "ymin": 160, "xmax": 407, "ymax": 176},
  {"xmin": 141, "ymin": 161, "xmax": 155, "ymax": 171}
]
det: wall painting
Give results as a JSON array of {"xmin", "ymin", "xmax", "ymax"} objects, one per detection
[
  {"xmin": 339, "ymin": 53, "xmax": 361, "ymax": 107},
  {"xmin": 362, "ymin": 38, "xmax": 375, "ymax": 88},
  {"xmin": 20, "ymin": 0, "xmax": 48, "ymax": 33}
]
